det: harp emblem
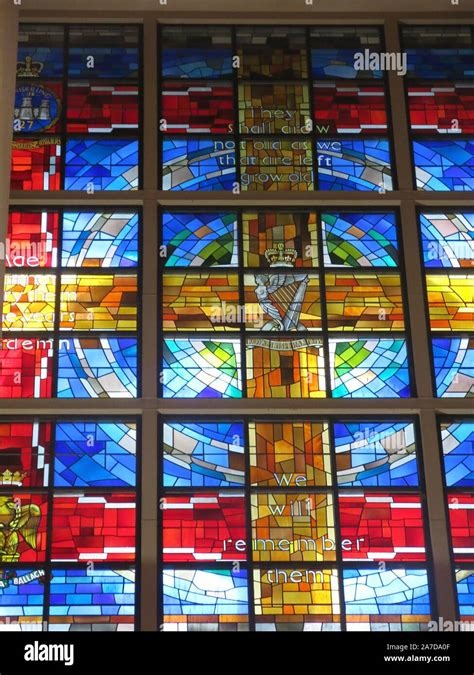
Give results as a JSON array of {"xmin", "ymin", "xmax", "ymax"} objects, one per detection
[{"xmin": 255, "ymin": 243, "xmax": 309, "ymax": 331}]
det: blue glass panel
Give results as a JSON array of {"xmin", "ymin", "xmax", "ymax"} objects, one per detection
[
  {"xmin": 0, "ymin": 569, "xmax": 45, "ymax": 625},
  {"xmin": 162, "ymin": 338, "xmax": 242, "ymax": 399},
  {"xmin": 334, "ymin": 421, "xmax": 418, "ymax": 486},
  {"xmin": 68, "ymin": 48, "xmax": 139, "ymax": 78},
  {"xmin": 330, "ymin": 338, "xmax": 410, "ymax": 398},
  {"xmin": 406, "ymin": 50, "xmax": 474, "ymax": 79},
  {"xmin": 456, "ymin": 570, "xmax": 474, "ymax": 616},
  {"xmin": 317, "ymin": 139, "xmax": 393, "ymax": 191},
  {"xmin": 442, "ymin": 421, "xmax": 474, "ymax": 487},
  {"xmin": 49, "ymin": 569, "xmax": 135, "ymax": 631},
  {"xmin": 57, "ymin": 337, "xmax": 138, "ymax": 398},
  {"xmin": 414, "ymin": 140, "xmax": 474, "ymax": 192},
  {"xmin": 162, "ymin": 212, "xmax": 238, "ymax": 267},
  {"xmin": 163, "ymin": 421, "xmax": 245, "ymax": 487},
  {"xmin": 312, "ymin": 49, "xmax": 383, "ymax": 79},
  {"xmin": 17, "ymin": 47, "xmax": 64, "ymax": 78},
  {"xmin": 65, "ymin": 140, "xmax": 139, "ymax": 191},
  {"xmin": 162, "ymin": 49, "xmax": 232, "ymax": 78},
  {"xmin": 62, "ymin": 212, "xmax": 139, "ymax": 267},
  {"xmin": 163, "ymin": 569, "xmax": 248, "ymax": 615},
  {"xmin": 433, "ymin": 337, "xmax": 474, "ymax": 398},
  {"xmin": 420, "ymin": 213, "xmax": 474, "ymax": 268},
  {"xmin": 322, "ymin": 212, "xmax": 398, "ymax": 267},
  {"xmin": 161, "ymin": 26, "xmax": 233, "ymax": 78},
  {"xmin": 162, "ymin": 139, "xmax": 236, "ymax": 191},
  {"xmin": 54, "ymin": 421, "xmax": 137, "ymax": 487},
  {"xmin": 343, "ymin": 569, "xmax": 431, "ymax": 626}
]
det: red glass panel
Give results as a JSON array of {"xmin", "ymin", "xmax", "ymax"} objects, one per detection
[
  {"xmin": 7, "ymin": 211, "xmax": 59, "ymax": 268},
  {"xmin": 51, "ymin": 492, "xmax": 136, "ymax": 562},
  {"xmin": 339, "ymin": 493, "xmax": 426, "ymax": 561},
  {"xmin": 0, "ymin": 338, "xmax": 54, "ymax": 398},
  {"xmin": 162, "ymin": 82, "xmax": 234, "ymax": 134},
  {"xmin": 67, "ymin": 82, "xmax": 139, "ymax": 134},
  {"xmin": 408, "ymin": 85, "xmax": 474, "ymax": 134},
  {"xmin": 0, "ymin": 421, "xmax": 52, "ymax": 488},
  {"xmin": 162, "ymin": 493, "xmax": 247, "ymax": 562},
  {"xmin": 448, "ymin": 493, "xmax": 474, "ymax": 561},
  {"xmin": 313, "ymin": 84, "xmax": 388, "ymax": 134},
  {"xmin": 11, "ymin": 138, "xmax": 61, "ymax": 191}
]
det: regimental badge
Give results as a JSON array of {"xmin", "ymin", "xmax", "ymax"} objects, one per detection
[
  {"xmin": 13, "ymin": 84, "xmax": 61, "ymax": 133},
  {"xmin": 255, "ymin": 243, "xmax": 309, "ymax": 331}
]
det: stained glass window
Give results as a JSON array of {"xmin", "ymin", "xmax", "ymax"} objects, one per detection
[
  {"xmin": 162, "ymin": 82, "xmax": 234, "ymax": 134},
  {"xmin": 441, "ymin": 420, "xmax": 474, "ymax": 487},
  {"xmin": 67, "ymin": 83, "xmax": 139, "ymax": 134},
  {"xmin": 344, "ymin": 569, "xmax": 431, "ymax": 631},
  {"xmin": 159, "ymin": 415, "xmax": 430, "ymax": 631},
  {"xmin": 0, "ymin": 569, "xmax": 45, "ymax": 630},
  {"xmin": 420, "ymin": 212, "xmax": 474, "ymax": 268},
  {"xmin": 162, "ymin": 211, "xmax": 238, "ymax": 267},
  {"xmin": 339, "ymin": 493, "xmax": 426, "ymax": 561},
  {"xmin": 236, "ymin": 27, "xmax": 308, "ymax": 79},
  {"xmin": 254, "ymin": 568, "xmax": 340, "ymax": 631},
  {"xmin": 160, "ymin": 209, "xmax": 411, "ymax": 399},
  {"xmin": 317, "ymin": 139, "xmax": 393, "ymax": 192},
  {"xmin": 401, "ymin": 26, "xmax": 474, "ymax": 79},
  {"xmin": 61, "ymin": 211, "xmax": 139, "ymax": 268},
  {"xmin": 456, "ymin": 570, "xmax": 474, "ymax": 622},
  {"xmin": 55, "ymin": 421, "xmax": 137, "ymax": 487},
  {"xmin": 425, "ymin": 273, "xmax": 474, "ymax": 331},
  {"xmin": 0, "ymin": 337, "xmax": 54, "ymax": 398},
  {"xmin": 49, "ymin": 569, "xmax": 136, "ymax": 631},
  {"xmin": 57, "ymin": 337, "xmax": 138, "ymax": 399},
  {"xmin": 159, "ymin": 26, "xmax": 394, "ymax": 191},
  {"xmin": 9, "ymin": 18, "xmax": 470, "ymax": 638},
  {"xmin": 163, "ymin": 421, "xmax": 245, "ymax": 487},
  {"xmin": 432, "ymin": 337, "xmax": 474, "ymax": 398},
  {"xmin": 13, "ymin": 25, "xmax": 141, "ymax": 191},
  {"xmin": 0, "ymin": 417, "xmax": 138, "ymax": 630},
  {"xmin": 330, "ymin": 338, "xmax": 410, "ymax": 398},
  {"xmin": 448, "ymin": 494, "xmax": 474, "ymax": 562},
  {"xmin": 325, "ymin": 272, "xmax": 404, "ymax": 331},
  {"xmin": 440, "ymin": 419, "xmax": 474, "ymax": 584},
  {"xmin": 163, "ymin": 569, "xmax": 249, "ymax": 631},
  {"xmin": 408, "ymin": 84, "xmax": 474, "ymax": 134},
  {"xmin": 420, "ymin": 212, "xmax": 474, "ymax": 398},
  {"xmin": 310, "ymin": 27, "xmax": 383, "ymax": 80},
  {"xmin": 334, "ymin": 421, "xmax": 418, "ymax": 487},
  {"xmin": 17, "ymin": 24, "xmax": 64, "ymax": 79},
  {"xmin": 161, "ymin": 26, "xmax": 233, "ymax": 79},
  {"xmin": 413, "ymin": 140, "xmax": 474, "ymax": 192},
  {"xmin": 314, "ymin": 84, "xmax": 388, "ymax": 135},
  {"xmin": 162, "ymin": 338, "xmax": 242, "ymax": 399},
  {"xmin": 322, "ymin": 212, "xmax": 398, "ymax": 267},
  {"xmin": 162, "ymin": 493, "xmax": 246, "ymax": 562},
  {"xmin": 402, "ymin": 27, "xmax": 474, "ymax": 192},
  {"xmin": 2, "ymin": 208, "xmax": 140, "ymax": 398},
  {"xmin": 249, "ymin": 421, "xmax": 332, "ymax": 487},
  {"xmin": 7, "ymin": 210, "xmax": 59, "ymax": 267}
]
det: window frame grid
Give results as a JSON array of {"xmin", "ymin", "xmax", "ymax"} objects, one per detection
[
  {"xmin": 0, "ymin": 413, "xmax": 142, "ymax": 631},
  {"xmin": 157, "ymin": 23, "xmax": 399, "ymax": 194},
  {"xmin": 158, "ymin": 412, "xmax": 437, "ymax": 631}
]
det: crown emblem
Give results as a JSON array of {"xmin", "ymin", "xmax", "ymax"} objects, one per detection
[
  {"xmin": 17, "ymin": 56, "xmax": 44, "ymax": 78},
  {"xmin": 264, "ymin": 242, "xmax": 298, "ymax": 267},
  {"xmin": 0, "ymin": 469, "xmax": 28, "ymax": 487}
]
